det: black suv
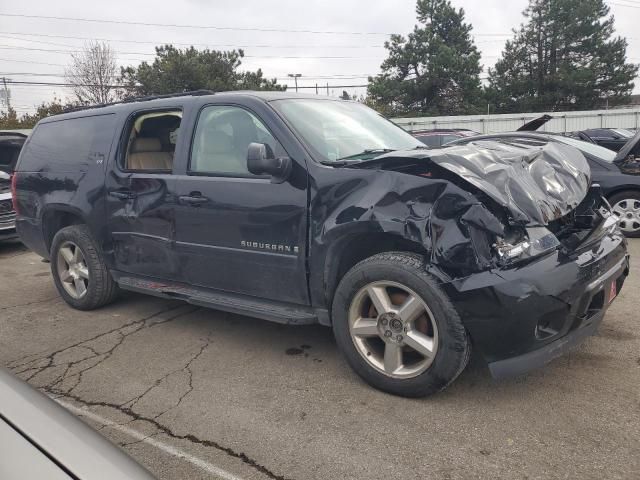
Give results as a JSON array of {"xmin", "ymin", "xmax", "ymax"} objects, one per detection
[{"xmin": 13, "ymin": 91, "xmax": 629, "ymax": 397}]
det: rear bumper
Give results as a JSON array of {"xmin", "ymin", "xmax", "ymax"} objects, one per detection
[
  {"xmin": 444, "ymin": 231, "xmax": 629, "ymax": 378},
  {"xmin": 15, "ymin": 217, "xmax": 48, "ymax": 257}
]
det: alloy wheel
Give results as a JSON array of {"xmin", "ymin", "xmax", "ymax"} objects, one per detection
[
  {"xmin": 612, "ymin": 198, "xmax": 640, "ymax": 233},
  {"xmin": 56, "ymin": 241, "xmax": 90, "ymax": 299},
  {"xmin": 348, "ymin": 281, "xmax": 439, "ymax": 379}
]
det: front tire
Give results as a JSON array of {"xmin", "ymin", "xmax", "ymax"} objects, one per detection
[
  {"xmin": 332, "ymin": 252, "xmax": 470, "ymax": 397},
  {"xmin": 50, "ymin": 225, "xmax": 120, "ymax": 310}
]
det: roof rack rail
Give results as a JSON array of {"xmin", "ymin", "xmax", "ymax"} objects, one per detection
[
  {"xmin": 121, "ymin": 89, "xmax": 215, "ymax": 103},
  {"xmin": 61, "ymin": 90, "xmax": 215, "ymax": 115}
]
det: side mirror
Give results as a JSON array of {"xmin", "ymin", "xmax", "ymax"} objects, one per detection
[{"xmin": 247, "ymin": 143, "xmax": 292, "ymax": 183}]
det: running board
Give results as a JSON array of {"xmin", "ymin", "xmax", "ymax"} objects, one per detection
[{"xmin": 116, "ymin": 276, "xmax": 320, "ymax": 325}]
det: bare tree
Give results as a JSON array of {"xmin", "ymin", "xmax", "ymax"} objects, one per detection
[{"xmin": 65, "ymin": 41, "xmax": 119, "ymax": 105}]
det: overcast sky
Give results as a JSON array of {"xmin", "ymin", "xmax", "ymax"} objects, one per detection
[{"xmin": 0, "ymin": 0, "xmax": 638, "ymax": 114}]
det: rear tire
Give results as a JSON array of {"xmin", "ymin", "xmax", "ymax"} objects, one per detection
[
  {"xmin": 50, "ymin": 225, "xmax": 120, "ymax": 310},
  {"xmin": 331, "ymin": 252, "xmax": 470, "ymax": 397},
  {"xmin": 608, "ymin": 191, "xmax": 640, "ymax": 238}
]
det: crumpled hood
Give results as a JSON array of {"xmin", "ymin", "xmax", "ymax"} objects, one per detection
[{"xmin": 371, "ymin": 140, "xmax": 591, "ymax": 225}]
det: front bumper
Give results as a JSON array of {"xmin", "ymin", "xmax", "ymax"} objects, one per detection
[{"xmin": 443, "ymin": 231, "xmax": 629, "ymax": 378}]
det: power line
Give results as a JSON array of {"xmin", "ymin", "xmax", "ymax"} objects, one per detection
[
  {"xmin": 610, "ymin": 1, "xmax": 640, "ymax": 8},
  {"xmin": 3, "ymin": 79, "xmax": 372, "ymax": 90},
  {"xmin": 0, "ymin": 57, "xmax": 66, "ymax": 67},
  {"xmin": 0, "ymin": 30, "xmax": 513, "ymax": 47},
  {"xmin": 0, "ymin": 44, "xmax": 382, "ymax": 60},
  {"xmin": 0, "ymin": 12, "xmax": 395, "ymax": 35},
  {"xmin": 0, "ymin": 12, "xmax": 536, "ymax": 37},
  {"xmin": 0, "ymin": 31, "xmax": 384, "ymax": 49},
  {"xmin": 0, "ymin": 71, "xmax": 381, "ymax": 80}
]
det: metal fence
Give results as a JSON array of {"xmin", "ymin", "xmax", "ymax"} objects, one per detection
[{"xmin": 392, "ymin": 107, "xmax": 640, "ymax": 134}]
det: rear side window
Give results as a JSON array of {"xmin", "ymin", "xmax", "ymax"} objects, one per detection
[
  {"xmin": 17, "ymin": 114, "xmax": 117, "ymax": 172},
  {"xmin": 121, "ymin": 109, "xmax": 182, "ymax": 172}
]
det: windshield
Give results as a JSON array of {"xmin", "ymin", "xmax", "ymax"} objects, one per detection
[
  {"xmin": 611, "ymin": 128, "xmax": 634, "ymax": 138},
  {"xmin": 556, "ymin": 136, "xmax": 617, "ymax": 162},
  {"xmin": 271, "ymin": 99, "xmax": 424, "ymax": 162}
]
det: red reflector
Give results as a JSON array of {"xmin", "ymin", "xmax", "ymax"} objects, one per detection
[
  {"xmin": 10, "ymin": 173, "xmax": 19, "ymax": 214},
  {"xmin": 609, "ymin": 280, "xmax": 617, "ymax": 304}
]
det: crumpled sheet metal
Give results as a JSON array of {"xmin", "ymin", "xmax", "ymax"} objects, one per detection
[
  {"xmin": 381, "ymin": 141, "xmax": 591, "ymax": 226},
  {"xmin": 315, "ymin": 172, "xmax": 506, "ymax": 276}
]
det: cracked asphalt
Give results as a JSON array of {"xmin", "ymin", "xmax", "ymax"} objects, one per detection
[{"xmin": 1, "ymin": 239, "xmax": 639, "ymax": 480}]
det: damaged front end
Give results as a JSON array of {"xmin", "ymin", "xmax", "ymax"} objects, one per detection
[
  {"xmin": 340, "ymin": 140, "xmax": 628, "ymax": 377},
  {"xmin": 357, "ymin": 140, "xmax": 608, "ymax": 276}
]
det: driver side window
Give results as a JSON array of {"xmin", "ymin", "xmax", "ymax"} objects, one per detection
[{"xmin": 190, "ymin": 105, "xmax": 283, "ymax": 176}]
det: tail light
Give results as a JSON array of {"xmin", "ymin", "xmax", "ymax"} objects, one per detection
[{"xmin": 10, "ymin": 172, "xmax": 19, "ymax": 214}]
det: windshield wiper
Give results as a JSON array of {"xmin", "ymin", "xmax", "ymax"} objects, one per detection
[
  {"xmin": 337, "ymin": 148, "xmax": 396, "ymax": 161},
  {"xmin": 319, "ymin": 159, "xmax": 363, "ymax": 167}
]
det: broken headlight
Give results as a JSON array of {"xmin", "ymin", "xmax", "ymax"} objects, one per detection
[{"xmin": 494, "ymin": 227, "xmax": 560, "ymax": 264}]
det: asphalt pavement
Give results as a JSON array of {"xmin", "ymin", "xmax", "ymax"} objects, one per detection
[{"xmin": 1, "ymin": 239, "xmax": 638, "ymax": 480}]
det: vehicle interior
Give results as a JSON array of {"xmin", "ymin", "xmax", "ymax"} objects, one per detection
[{"xmin": 124, "ymin": 111, "xmax": 182, "ymax": 171}]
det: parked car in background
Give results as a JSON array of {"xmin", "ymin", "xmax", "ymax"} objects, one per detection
[
  {"xmin": 13, "ymin": 92, "xmax": 629, "ymax": 397},
  {"xmin": 0, "ymin": 130, "xmax": 30, "ymax": 173},
  {"xmin": 448, "ymin": 129, "xmax": 640, "ymax": 236},
  {"xmin": 0, "ymin": 131, "xmax": 29, "ymax": 242},
  {"xmin": 0, "ymin": 368, "xmax": 155, "ymax": 480},
  {"xmin": 566, "ymin": 128, "xmax": 635, "ymax": 152},
  {"xmin": 0, "ymin": 171, "xmax": 18, "ymax": 241},
  {"xmin": 411, "ymin": 128, "xmax": 479, "ymax": 147}
]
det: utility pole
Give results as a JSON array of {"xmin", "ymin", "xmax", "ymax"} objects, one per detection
[
  {"xmin": 287, "ymin": 73, "xmax": 301, "ymax": 92},
  {"xmin": 326, "ymin": 82, "xmax": 329, "ymax": 96},
  {"xmin": 1, "ymin": 77, "xmax": 10, "ymax": 111},
  {"xmin": 315, "ymin": 83, "xmax": 318, "ymax": 95}
]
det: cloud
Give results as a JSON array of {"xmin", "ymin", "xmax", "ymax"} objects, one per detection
[{"xmin": 0, "ymin": 0, "xmax": 637, "ymax": 113}]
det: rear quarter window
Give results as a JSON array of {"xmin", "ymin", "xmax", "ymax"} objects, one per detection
[{"xmin": 17, "ymin": 114, "xmax": 117, "ymax": 172}]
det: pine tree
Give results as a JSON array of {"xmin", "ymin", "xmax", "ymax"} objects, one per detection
[
  {"xmin": 487, "ymin": 0, "xmax": 638, "ymax": 112},
  {"xmin": 119, "ymin": 45, "xmax": 285, "ymax": 97},
  {"xmin": 367, "ymin": 0, "xmax": 483, "ymax": 116}
]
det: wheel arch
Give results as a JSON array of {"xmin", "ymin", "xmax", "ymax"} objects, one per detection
[
  {"xmin": 41, "ymin": 204, "xmax": 89, "ymax": 254},
  {"xmin": 605, "ymin": 186, "xmax": 640, "ymax": 200},
  {"xmin": 323, "ymin": 232, "xmax": 429, "ymax": 312}
]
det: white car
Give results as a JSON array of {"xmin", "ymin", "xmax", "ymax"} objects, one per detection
[{"xmin": 0, "ymin": 368, "xmax": 155, "ymax": 479}]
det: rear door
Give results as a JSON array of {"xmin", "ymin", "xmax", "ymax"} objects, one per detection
[
  {"xmin": 173, "ymin": 102, "xmax": 309, "ymax": 304},
  {"xmin": 104, "ymin": 107, "xmax": 184, "ymax": 281}
]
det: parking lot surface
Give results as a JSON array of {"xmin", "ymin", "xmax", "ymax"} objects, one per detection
[{"xmin": 1, "ymin": 239, "xmax": 639, "ymax": 480}]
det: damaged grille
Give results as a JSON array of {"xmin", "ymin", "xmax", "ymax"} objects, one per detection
[{"xmin": 546, "ymin": 185, "xmax": 613, "ymax": 250}]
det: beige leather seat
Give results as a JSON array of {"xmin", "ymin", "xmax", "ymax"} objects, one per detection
[
  {"xmin": 127, "ymin": 137, "xmax": 173, "ymax": 170},
  {"xmin": 194, "ymin": 130, "xmax": 246, "ymax": 173}
]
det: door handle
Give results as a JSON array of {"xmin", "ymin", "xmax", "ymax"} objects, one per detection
[
  {"xmin": 179, "ymin": 194, "xmax": 209, "ymax": 205},
  {"xmin": 108, "ymin": 190, "xmax": 137, "ymax": 200}
]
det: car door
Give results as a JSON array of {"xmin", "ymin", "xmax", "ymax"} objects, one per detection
[
  {"xmin": 173, "ymin": 103, "xmax": 309, "ymax": 304},
  {"xmin": 104, "ymin": 107, "xmax": 184, "ymax": 281}
]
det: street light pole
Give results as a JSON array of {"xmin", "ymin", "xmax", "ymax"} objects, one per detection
[{"xmin": 288, "ymin": 73, "xmax": 302, "ymax": 92}]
